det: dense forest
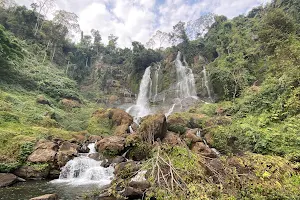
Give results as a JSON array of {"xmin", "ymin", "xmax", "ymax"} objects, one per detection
[{"xmin": 0, "ymin": 0, "xmax": 300, "ymax": 199}]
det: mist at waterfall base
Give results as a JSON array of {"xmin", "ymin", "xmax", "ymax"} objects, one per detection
[{"xmin": 127, "ymin": 51, "xmax": 211, "ymax": 119}]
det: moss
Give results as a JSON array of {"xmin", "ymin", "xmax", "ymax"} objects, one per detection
[{"xmin": 167, "ymin": 112, "xmax": 206, "ymax": 134}]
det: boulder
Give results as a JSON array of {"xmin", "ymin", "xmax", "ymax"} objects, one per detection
[
  {"xmin": 88, "ymin": 135, "xmax": 103, "ymax": 143},
  {"xmin": 185, "ymin": 129, "xmax": 202, "ymax": 143},
  {"xmin": 36, "ymin": 95, "xmax": 51, "ymax": 106},
  {"xmin": 28, "ymin": 141, "xmax": 59, "ymax": 163},
  {"xmin": 78, "ymin": 143, "xmax": 90, "ymax": 153},
  {"xmin": 138, "ymin": 114, "xmax": 167, "ymax": 142},
  {"xmin": 0, "ymin": 173, "xmax": 18, "ymax": 187},
  {"xmin": 57, "ymin": 141, "xmax": 78, "ymax": 167},
  {"xmin": 191, "ymin": 142, "xmax": 217, "ymax": 158},
  {"xmin": 167, "ymin": 112, "xmax": 205, "ymax": 134},
  {"xmin": 96, "ymin": 136, "xmax": 125, "ymax": 156},
  {"xmin": 61, "ymin": 98, "xmax": 80, "ymax": 108},
  {"xmin": 98, "ymin": 192, "xmax": 117, "ymax": 200},
  {"xmin": 162, "ymin": 132, "xmax": 183, "ymax": 146},
  {"xmin": 30, "ymin": 194, "xmax": 58, "ymax": 200},
  {"xmin": 14, "ymin": 165, "xmax": 50, "ymax": 180},
  {"xmin": 88, "ymin": 108, "xmax": 133, "ymax": 135}
]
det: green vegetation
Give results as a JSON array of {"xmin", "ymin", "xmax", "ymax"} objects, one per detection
[{"xmin": 1, "ymin": 0, "xmax": 300, "ymax": 199}]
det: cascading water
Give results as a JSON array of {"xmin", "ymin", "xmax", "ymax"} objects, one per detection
[
  {"xmin": 202, "ymin": 65, "xmax": 213, "ymax": 101},
  {"xmin": 175, "ymin": 51, "xmax": 197, "ymax": 99},
  {"xmin": 153, "ymin": 63, "xmax": 161, "ymax": 102},
  {"xmin": 164, "ymin": 51, "xmax": 198, "ymax": 117},
  {"xmin": 126, "ymin": 66, "xmax": 152, "ymax": 119},
  {"xmin": 51, "ymin": 143, "xmax": 114, "ymax": 186}
]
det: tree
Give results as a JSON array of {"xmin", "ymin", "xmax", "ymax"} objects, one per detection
[
  {"xmin": 148, "ymin": 30, "xmax": 169, "ymax": 49},
  {"xmin": 169, "ymin": 21, "xmax": 189, "ymax": 46},
  {"xmin": 108, "ymin": 34, "xmax": 118, "ymax": 50},
  {"xmin": 53, "ymin": 10, "xmax": 80, "ymax": 37},
  {"xmin": 186, "ymin": 13, "xmax": 215, "ymax": 40},
  {"xmin": 258, "ymin": 8, "xmax": 295, "ymax": 54},
  {"xmin": 91, "ymin": 29, "xmax": 101, "ymax": 55},
  {"xmin": 0, "ymin": 0, "xmax": 15, "ymax": 8},
  {"xmin": 33, "ymin": 0, "xmax": 55, "ymax": 36}
]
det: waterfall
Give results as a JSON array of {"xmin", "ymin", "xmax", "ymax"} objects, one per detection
[
  {"xmin": 153, "ymin": 63, "xmax": 161, "ymax": 102},
  {"xmin": 175, "ymin": 51, "xmax": 197, "ymax": 99},
  {"xmin": 202, "ymin": 66, "xmax": 213, "ymax": 101},
  {"xmin": 165, "ymin": 51, "xmax": 198, "ymax": 117},
  {"xmin": 51, "ymin": 143, "xmax": 114, "ymax": 186},
  {"xmin": 126, "ymin": 66, "xmax": 152, "ymax": 119}
]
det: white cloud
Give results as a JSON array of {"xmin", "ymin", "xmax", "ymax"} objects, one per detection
[{"xmin": 15, "ymin": 0, "xmax": 272, "ymax": 47}]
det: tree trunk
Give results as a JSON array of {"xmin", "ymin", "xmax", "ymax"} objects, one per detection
[
  {"xmin": 42, "ymin": 40, "xmax": 51, "ymax": 63},
  {"xmin": 51, "ymin": 44, "xmax": 56, "ymax": 62}
]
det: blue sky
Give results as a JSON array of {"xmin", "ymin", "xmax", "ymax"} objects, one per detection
[{"xmin": 17, "ymin": 0, "xmax": 271, "ymax": 47}]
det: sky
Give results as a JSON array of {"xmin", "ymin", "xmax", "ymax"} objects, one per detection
[{"xmin": 16, "ymin": 0, "xmax": 272, "ymax": 47}]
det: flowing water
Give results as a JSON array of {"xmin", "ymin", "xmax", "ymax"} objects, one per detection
[
  {"xmin": 202, "ymin": 65, "xmax": 213, "ymax": 102},
  {"xmin": 153, "ymin": 63, "xmax": 161, "ymax": 102},
  {"xmin": 126, "ymin": 52, "xmax": 200, "ymax": 120},
  {"xmin": 175, "ymin": 51, "xmax": 197, "ymax": 99},
  {"xmin": 51, "ymin": 143, "xmax": 114, "ymax": 186},
  {"xmin": 0, "ymin": 144, "xmax": 113, "ymax": 200},
  {"xmin": 126, "ymin": 66, "xmax": 152, "ymax": 119}
]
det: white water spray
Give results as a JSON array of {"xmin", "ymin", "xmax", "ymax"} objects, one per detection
[{"xmin": 51, "ymin": 143, "xmax": 114, "ymax": 186}]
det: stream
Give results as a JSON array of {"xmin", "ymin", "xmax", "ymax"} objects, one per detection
[{"xmin": 0, "ymin": 180, "xmax": 102, "ymax": 200}]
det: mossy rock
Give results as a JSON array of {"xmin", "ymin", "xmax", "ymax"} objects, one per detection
[
  {"xmin": 88, "ymin": 108, "xmax": 133, "ymax": 136},
  {"xmin": 138, "ymin": 114, "xmax": 167, "ymax": 142},
  {"xmin": 167, "ymin": 112, "xmax": 206, "ymax": 134}
]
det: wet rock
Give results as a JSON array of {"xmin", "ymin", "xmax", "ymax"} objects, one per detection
[
  {"xmin": 78, "ymin": 143, "xmax": 90, "ymax": 153},
  {"xmin": 48, "ymin": 169, "xmax": 60, "ymax": 179},
  {"xmin": 191, "ymin": 142, "xmax": 217, "ymax": 158},
  {"xmin": 162, "ymin": 132, "xmax": 183, "ymax": 146},
  {"xmin": 57, "ymin": 141, "xmax": 79, "ymax": 167},
  {"xmin": 0, "ymin": 173, "xmax": 19, "ymax": 187},
  {"xmin": 101, "ymin": 159, "xmax": 111, "ymax": 168},
  {"xmin": 30, "ymin": 193, "xmax": 58, "ymax": 200},
  {"xmin": 88, "ymin": 153, "xmax": 101, "ymax": 161},
  {"xmin": 185, "ymin": 129, "xmax": 202, "ymax": 143},
  {"xmin": 138, "ymin": 114, "xmax": 167, "ymax": 142},
  {"xmin": 14, "ymin": 165, "xmax": 50, "ymax": 180},
  {"xmin": 96, "ymin": 136, "xmax": 125, "ymax": 156},
  {"xmin": 111, "ymin": 156, "xmax": 126, "ymax": 165},
  {"xmin": 28, "ymin": 141, "xmax": 59, "ymax": 163}
]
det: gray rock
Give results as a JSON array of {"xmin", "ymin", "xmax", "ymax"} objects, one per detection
[{"xmin": 0, "ymin": 173, "xmax": 18, "ymax": 187}]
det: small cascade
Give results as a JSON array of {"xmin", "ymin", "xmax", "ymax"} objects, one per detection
[
  {"xmin": 129, "ymin": 126, "xmax": 134, "ymax": 134},
  {"xmin": 175, "ymin": 51, "xmax": 198, "ymax": 99},
  {"xmin": 165, "ymin": 103, "xmax": 176, "ymax": 118},
  {"xmin": 153, "ymin": 63, "xmax": 161, "ymax": 102},
  {"xmin": 202, "ymin": 65, "xmax": 213, "ymax": 102},
  {"xmin": 51, "ymin": 143, "xmax": 114, "ymax": 186},
  {"xmin": 126, "ymin": 66, "xmax": 152, "ymax": 120}
]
